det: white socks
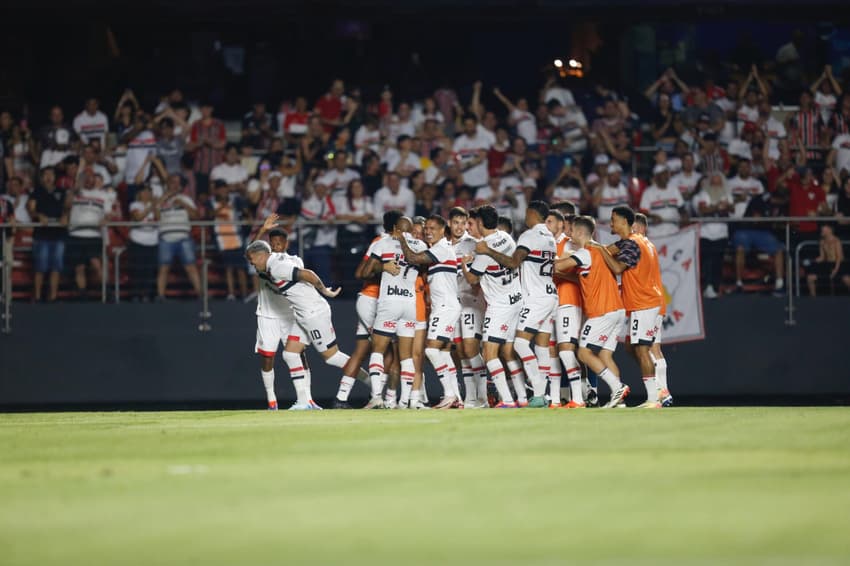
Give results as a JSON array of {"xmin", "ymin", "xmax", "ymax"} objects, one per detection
[
  {"xmin": 652, "ymin": 354, "xmax": 669, "ymax": 391},
  {"xmin": 325, "ymin": 351, "xmax": 350, "ymax": 369},
  {"xmin": 514, "ymin": 338, "xmax": 544, "ymax": 398},
  {"xmin": 548, "ymin": 354, "xmax": 562, "ymax": 404},
  {"xmin": 559, "ymin": 349, "xmax": 583, "ymax": 403},
  {"xmin": 399, "ymin": 358, "xmax": 415, "ymax": 405},
  {"xmin": 486, "ymin": 359, "xmax": 513, "ymax": 403},
  {"xmin": 598, "ymin": 367, "xmax": 623, "ymax": 393},
  {"xmin": 461, "ymin": 358, "xmax": 476, "ymax": 403},
  {"xmin": 261, "ymin": 369, "xmax": 276, "ymax": 403},
  {"xmin": 336, "ymin": 376, "xmax": 355, "ymax": 401},
  {"xmin": 643, "ymin": 375, "xmax": 659, "ymax": 402},
  {"xmin": 469, "ymin": 354, "xmax": 488, "ymax": 404},
  {"xmin": 283, "ymin": 351, "xmax": 308, "ymax": 404},
  {"xmin": 506, "ymin": 360, "xmax": 527, "ymax": 403},
  {"xmin": 368, "ymin": 352, "xmax": 385, "ymax": 399},
  {"xmin": 534, "ymin": 343, "xmax": 551, "ymax": 398}
]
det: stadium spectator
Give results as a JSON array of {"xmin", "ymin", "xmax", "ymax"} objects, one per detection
[
  {"xmin": 38, "ymin": 106, "xmax": 77, "ymax": 168},
  {"xmin": 827, "ymin": 129, "xmax": 850, "ymax": 179},
  {"xmin": 127, "ymin": 185, "xmax": 159, "ymax": 302},
  {"xmin": 242, "ymin": 102, "xmax": 275, "ymax": 150},
  {"xmin": 593, "ymin": 161, "xmax": 629, "ymax": 244},
  {"xmin": 640, "ymin": 164, "xmax": 688, "ymax": 237},
  {"xmin": 775, "ymin": 30, "xmax": 805, "ymax": 102},
  {"xmin": 670, "ymin": 153, "xmax": 702, "ymax": 203},
  {"xmin": 835, "ymin": 177, "xmax": 850, "ymax": 237},
  {"xmin": 492, "ymin": 88, "xmax": 536, "ymax": 146},
  {"xmin": 315, "ymin": 79, "xmax": 346, "ymax": 134},
  {"xmin": 831, "ymin": 94, "xmax": 850, "ymax": 136},
  {"xmin": 155, "ymin": 174, "xmax": 201, "ymax": 300},
  {"xmin": 548, "ymin": 165, "xmax": 589, "ymax": 212},
  {"xmin": 387, "ymin": 102, "xmax": 416, "ymax": 144},
  {"xmin": 424, "ymin": 147, "xmax": 449, "ymax": 185},
  {"xmin": 652, "ymin": 93, "xmax": 679, "ymax": 151},
  {"xmin": 787, "ymin": 91, "xmax": 821, "ymax": 160},
  {"xmin": 299, "ymin": 177, "xmax": 337, "ymax": 284},
  {"xmin": 27, "ymin": 167, "xmax": 65, "ymax": 302},
  {"xmin": 644, "ymin": 68, "xmax": 689, "ymax": 111},
  {"xmin": 788, "ymin": 166, "xmax": 831, "ymax": 244},
  {"xmin": 155, "ymin": 118, "xmax": 185, "ymax": 176},
  {"xmin": 805, "ymin": 223, "xmax": 849, "ymax": 296},
  {"xmin": 209, "ymin": 179, "xmax": 249, "ymax": 300},
  {"xmin": 66, "ymin": 169, "xmax": 116, "ymax": 300},
  {"xmin": 121, "ymin": 111, "xmax": 157, "ymax": 203},
  {"xmin": 453, "ymin": 113, "xmax": 491, "ymax": 191},
  {"xmin": 2, "ymin": 176, "xmax": 31, "ymax": 223},
  {"xmin": 373, "ymin": 171, "xmax": 415, "ymax": 220},
  {"xmin": 730, "ymin": 182, "xmax": 786, "ymax": 295},
  {"xmin": 210, "ymin": 143, "xmax": 250, "ymax": 197},
  {"xmin": 282, "ymin": 97, "xmax": 310, "ymax": 144},
  {"xmin": 6, "ymin": 121, "xmax": 36, "ymax": 188},
  {"xmin": 319, "ymin": 151, "xmax": 360, "ymax": 212},
  {"xmin": 80, "ymin": 143, "xmax": 117, "ymax": 188},
  {"xmin": 693, "ymin": 173, "xmax": 734, "ymax": 298},
  {"xmin": 386, "ymin": 134, "xmax": 420, "ymax": 180},
  {"xmin": 187, "ymin": 102, "xmax": 227, "ymax": 198},
  {"xmin": 73, "ymin": 98, "xmax": 109, "ymax": 147},
  {"xmin": 697, "ymin": 133, "xmax": 729, "ymax": 175},
  {"xmin": 810, "ymin": 66, "xmax": 842, "ymax": 124}
]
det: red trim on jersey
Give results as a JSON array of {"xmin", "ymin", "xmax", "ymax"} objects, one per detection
[{"xmin": 257, "ymin": 348, "xmax": 276, "ymax": 357}]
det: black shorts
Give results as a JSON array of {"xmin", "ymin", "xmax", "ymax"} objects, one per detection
[
  {"xmin": 810, "ymin": 261, "xmax": 849, "ymax": 280},
  {"xmin": 220, "ymin": 248, "xmax": 246, "ymax": 269},
  {"xmin": 67, "ymin": 237, "xmax": 103, "ymax": 267}
]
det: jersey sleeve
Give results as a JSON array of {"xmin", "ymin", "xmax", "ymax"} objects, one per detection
[
  {"xmin": 270, "ymin": 258, "xmax": 299, "ymax": 283},
  {"xmin": 570, "ymin": 248, "xmax": 591, "ymax": 268},
  {"xmin": 469, "ymin": 252, "xmax": 490, "ymax": 276},
  {"xmin": 515, "ymin": 230, "xmax": 532, "ymax": 253},
  {"xmin": 369, "ymin": 238, "xmax": 387, "ymax": 262},
  {"xmin": 614, "ymin": 239, "xmax": 640, "ymax": 268}
]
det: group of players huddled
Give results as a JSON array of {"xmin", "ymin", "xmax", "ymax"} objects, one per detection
[{"xmin": 244, "ymin": 199, "xmax": 673, "ymax": 410}]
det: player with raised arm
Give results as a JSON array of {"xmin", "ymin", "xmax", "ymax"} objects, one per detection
[
  {"xmin": 361, "ymin": 212, "xmax": 430, "ymax": 409},
  {"xmin": 634, "ymin": 213, "xmax": 673, "ymax": 406},
  {"xmin": 250, "ymin": 215, "xmax": 315, "ymax": 410},
  {"xmin": 475, "ymin": 201, "xmax": 557, "ymax": 407},
  {"xmin": 554, "ymin": 216, "xmax": 630, "ymax": 408},
  {"xmin": 589, "ymin": 206, "xmax": 663, "ymax": 408},
  {"xmin": 396, "ymin": 214, "xmax": 463, "ymax": 408},
  {"xmin": 245, "ymin": 240, "xmax": 361, "ymax": 407},
  {"xmin": 449, "ymin": 207, "xmax": 488, "ymax": 408},
  {"xmin": 462, "ymin": 205, "xmax": 524, "ymax": 408}
]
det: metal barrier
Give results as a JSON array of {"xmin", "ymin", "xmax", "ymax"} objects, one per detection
[{"xmin": 0, "ymin": 216, "xmax": 846, "ymax": 334}]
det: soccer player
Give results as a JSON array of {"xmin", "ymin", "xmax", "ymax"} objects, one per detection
[
  {"xmin": 449, "ymin": 207, "xmax": 489, "ymax": 408},
  {"xmin": 396, "ymin": 214, "xmax": 463, "ymax": 408},
  {"xmin": 548, "ymin": 209, "xmax": 586, "ymax": 408},
  {"xmin": 634, "ymin": 213, "xmax": 673, "ymax": 406},
  {"xmin": 554, "ymin": 216, "xmax": 630, "ymax": 408},
  {"xmin": 590, "ymin": 206, "xmax": 663, "ymax": 408},
  {"xmin": 245, "ymin": 240, "xmax": 361, "ymax": 407},
  {"xmin": 475, "ymin": 201, "xmax": 557, "ymax": 407},
  {"xmin": 251, "ymin": 215, "xmax": 315, "ymax": 410},
  {"xmin": 462, "ymin": 205, "xmax": 524, "ymax": 408},
  {"xmin": 362, "ymin": 212, "xmax": 430, "ymax": 409}
]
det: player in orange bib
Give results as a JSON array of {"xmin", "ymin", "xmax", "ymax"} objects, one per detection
[
  {"xmin": 590, "ymin": 206, "xmax": 663, "ymax": 408},
  {"xmin": 634, "ymin": 213, "xmax": 673, "ymax": 406},
  {"xmin": 554, "ymin": 216, "xmax": 630, "ymax": 408}
]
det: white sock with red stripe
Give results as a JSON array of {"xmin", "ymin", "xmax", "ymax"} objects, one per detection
[
  {"xmin": 514, "ymin": 338, "xmax": 544, "ymax": 398},
  {"xmin": 424, "ymin": 348, "xmax": 449, "ymax": 396},
  {"xmin": 368, "ymin": 352, "xmax": 384, "ymax": 399},
  {"xmin": 533, "ymin": 343, "xmax": 551, "ymax": 399},
  {"xmin": 261, "ymin": 370, "xmax": 276, "ymax": 403},
  {"xmin": 283, "ymin": 351, "xmax": 308, "ymax": 405},
  {"xmin": 486, "ymin": 359, "xmax": 513, "ymax": 403},
  {"xmin": 400, "ymin": 358, "xmax": 415, "ymax": 406},
  {"xmin": 598, "ymin": 367, "xmax": 623, "ymax": 394},
  {"xmin": 642, "ymin": 375, "xmax": 659, "ymax": 402},
  {"xmin": 506, "ymin": 360, "xmax": 527, "ymax": 403},
  {"xmin": 469, "ymin": 354, "xmax": 488, "ymax": 404},
  {"xmin": 650, "ymin": 352, "xmax": 669, "ymax": 391},
  {"xmin": 304, "ymin": 367, "xmax": 312, "ymax": 401},
  {"xmin": 559, "ymin": 350, "xmax": 583, "ymax": 403},
  {"xmin": 548, "ymin": 355, "xmax": 562, "ymax": 405},
  {"xmin": 461, "ymin": 358, "xmax": 476, "ymax": 403},
  {"xmin": 336, "ymin": 376, "xmax": 356, "ymax": 401},
  {"xmin": 441, "ymin": 350, "xmax": 461, "ymax": 398}
]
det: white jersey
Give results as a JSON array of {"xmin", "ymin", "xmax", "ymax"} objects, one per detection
[
  {"xmin": 453, "ymin": 233, "xmax": 482, "ymax": 308},
  {"xmin": 727, "ymin": 175, "xmax": 765, "ymax": 218},
  {"xmin": 424, "ymin": 237, "xmax": 460, "ymax": 307},
  {"xmin": 73, "ymin": 111, "xmax": 109, "ymax": 147},
  {"xmin": 256, "ymin": 252, "xmax": 303, "ymax": 319},
  {"xmin": 639, "ymin": 184, "xmax": 684, "ymax": 237},
  {"xmin": 515, "ymin": 223, "xmax": 557, "ymax": 299},
  {"xmin": 469, "ymin": 230, "xmax": 522, "ymax": 307},
  {"xmin": 68, "ymin": 188, "xmax": 114, "ymax": 239},
  {"xmin": 370, "ymin": 234, "xmax": 428, "ymax": 301},
  {"xmin": 597, "ymin": 182, "xmax": 629, "ymax": 225},
  {"xmin": 261, "ymin": 253, "xmax": 329, "ymax": 319},
  {"xmin": 452, "ymin": 132, "xmax": 492, "ymax": 187},
  {"xmin": 318, "ymin": 167, "xmax": 360, "ymax": 211}
]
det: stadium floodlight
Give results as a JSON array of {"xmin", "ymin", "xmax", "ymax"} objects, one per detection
[{"xmin": 553, "ymin": 59, "xmax": 564, "ymax": 68}]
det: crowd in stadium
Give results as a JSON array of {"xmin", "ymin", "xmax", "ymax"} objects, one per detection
[{"xmin": 2, "ymin": 49, "xmax": 850, "ymax": 303}]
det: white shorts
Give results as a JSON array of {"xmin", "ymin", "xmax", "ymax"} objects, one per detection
[
  {"xmin": 555, "ymin": 304, "xmax": 583, "ymax": 345},
  {"xmin": 373, "ymin": 299, "xmax": 418, "ymax": 339},
  {"xmin": 456, "ymin": 303, "xmax": 485, "ymax": 341},
  {"xmin": 517, "ymin": 296, "xmax": 557, "ymax": 335},
  {"xmin": 482, "ymin": 303, "xmax": 522, "ymax": 344},
  {"xmin": 629, "ymin": 306, "xmax": 660, "ymax": 345},
  {"xmin": 355, "ymin": 293, "xmax": 378, "ymax": 339},
  {"xmin": 654, "ymin": 313, "xmax": 664, "ymax": 345},
  {"xmin": 295, "ymin": 306, "xmax": 337, "ymax": 353},
  {"xmin": 579, "ymin": 309, "xmax": 625, "ymax": 352},
  {"xmin": 428, "ymin": 302, "xmax": 461, "ymax": 343},
  {"xmin": 255, "ymin": 316, "xmax": 311, "ymax": 357}
]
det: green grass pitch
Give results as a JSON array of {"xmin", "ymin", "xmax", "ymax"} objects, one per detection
[{"xmin": 1, "ymin": 408, "xmax": 849, "ymax": 565}]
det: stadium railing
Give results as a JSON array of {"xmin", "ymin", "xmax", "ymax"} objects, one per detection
[{"xmin": 0, "ymin": 217, "xmax": 846, "ymax": 334}]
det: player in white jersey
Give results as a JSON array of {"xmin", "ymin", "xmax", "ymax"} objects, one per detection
[
  {"xmin": 462, "ymin": 205, "xmax": 524, "ymax": 408},
  {"xmin": 475, "ymin": 201, "xmax": 557, "ymax": 408},
  {"xmin": 246, "ymin": 241, "xmax": 365, "ymax": 405},
  {"xmin": 251, "ymin": 217, "xmax": 316, "ymax": 410},
  {"xmin": 396, "ymin": 214, "xmax": 463, "ymax": 408},
  {"xmin": 449, "ymin": 207, "xmax": 488, "ymax": 408},
  {"xmin": 361, "ymin": 212, "xmax": 430, "ymax": 408}
]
